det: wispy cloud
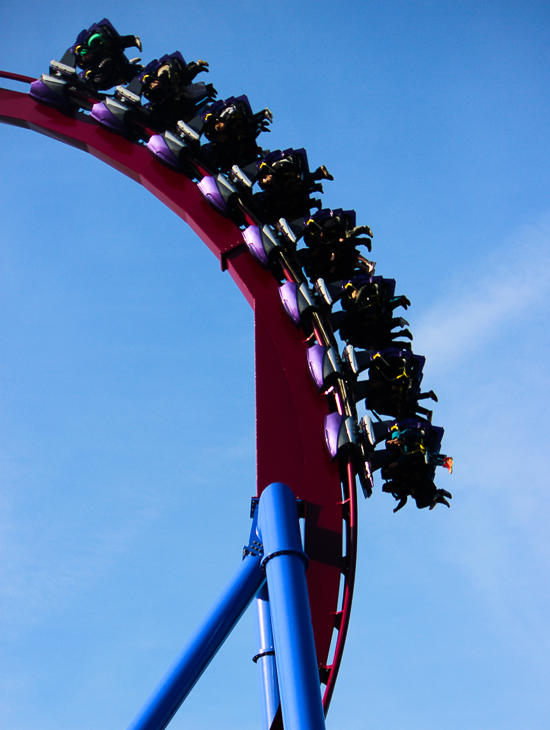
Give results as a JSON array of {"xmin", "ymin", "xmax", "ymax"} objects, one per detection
[
  {"xmin": 444, "ymin": 409, "xmax": 550, "ymax": 659},
  {"xmin": 414, "ymin": 214, "xmax": 550, "ymax": 370},
  {"xmin": 415, "ymin": 214, "xmax": 550, "ymax": 658},
  {"xmin": 0, "ymin": 488, "xmax": 163, "ymax": 640}
]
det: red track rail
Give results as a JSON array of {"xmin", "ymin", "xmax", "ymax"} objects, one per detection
[{"xmin": 0, "ymin": 80, "xmax": 357, "ymax": 714}]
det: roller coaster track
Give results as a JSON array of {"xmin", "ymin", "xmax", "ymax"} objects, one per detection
[{"xmin": 0, "ymin": 71, "xmax": 358, "ymax": 717}]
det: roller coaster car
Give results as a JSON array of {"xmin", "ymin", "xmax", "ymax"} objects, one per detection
[
  {"xmin": 197, "ymin": 147, "xmax": 333, "ymax": 230},
  {"xmin": 29, "ymin": 53, "xmax": 97, "ymax": 110},
  {"xmin": 140, "ymin": 53, "xmax": 216, "ymax": 126},
  {"xmin": 147, "ymin": 95, "xmax": 272, "ymax": 177},
  {"xmin": 196, "ymin": 166, "xmax": 257, "ymax": 222},
  {"xmin": 253, "ymin": 149, "xmax": 333, "ymax": 224},
  {"xmin": 196, "ymin": 158, "xmax": 263, "ymax": 223},
  {"xmin": 349, "ymin": 348, "xmax": 437, "ymax": 421},
  {"xmin": 328, "ymin": 276, "xmax": 413, "ymax": 352},
  {"xmin": 302, "ymin": 208, "xmax": 373, "ymax": 249},
  {"xmin": 29, "ymin": 19, "xmax": 142, "ymax": 110},
  {"xmin": 279, "ymin": 209, "xmax": 373, "ymax": 283},
  {"xmin": 91, "ymin": 52, "xmax": 216, "ymax": 140},
  {"xmin": 323, "ymin": 412, "xmax": 374, "ymax": 498},
  {"xmin": 375, "ymin": 419, "xmax": 444, "ymax": 473},
  {"xmin": 71, "ymin": 19, "xmax": 142, "ymax": 90},
  {"xmin": 363, "ymin": 417, "xmax": 452, "ymax": 511},
  {"xmin": 146, "ymin": 121, "xmax": 203, "ymax": 178},
  {"xmin": 201, "ymin": 96, "xmax": 272, "ymax": 171},
  {"xmin": 243, "ymin": 223, "xmax": 285, "ymax": 267}
]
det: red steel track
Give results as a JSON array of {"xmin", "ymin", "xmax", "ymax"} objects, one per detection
[{"xmin": 0, "ymin": 76, "xmax": 357, "ymax": 713}]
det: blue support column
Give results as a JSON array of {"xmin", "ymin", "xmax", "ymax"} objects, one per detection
[
  {"xmin": 258, "ymin": 482, "xmax": 326, "ymax": 730},
  {"xmin": 127, "ymin": 553, "xmax": 265, "ymax": 730},
  {"xmin": 254, "ymin": 584, "xmax": 280, "ymax": 730}
]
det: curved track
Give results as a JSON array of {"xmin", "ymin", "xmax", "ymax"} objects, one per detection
[{"xmin": 0, "ymin": 75, "xmax": 357, "ymax": 713}]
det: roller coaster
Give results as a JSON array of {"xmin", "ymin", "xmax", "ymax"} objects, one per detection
[{"xmin": 0, "ymin": 18, "xmax": 453, "ymax": 730}]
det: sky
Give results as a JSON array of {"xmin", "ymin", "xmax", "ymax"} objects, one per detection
[{"xmin": 1, "ymin": 1, "xmax": 549, "ymax": 729}]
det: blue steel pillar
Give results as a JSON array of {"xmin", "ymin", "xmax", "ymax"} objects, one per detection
[
  {"xmin": 258, "ymin": 482, "xmax": 326, "ymax": 730},
  {"xmin": 254, "ymin": 584, "xmax": 280, "ymax": 730},
  {"xmin": 126, "ymin": 552, "xmax": 265, "ymax": 730}
]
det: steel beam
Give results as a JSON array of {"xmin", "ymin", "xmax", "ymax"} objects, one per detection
[
  {"xmin": 258, "ymin": 482, "xmax": 326, "ymax": 730},
  {"xmin": 126, "ymin": 553, "xmax": 265, "ymax": 730}
]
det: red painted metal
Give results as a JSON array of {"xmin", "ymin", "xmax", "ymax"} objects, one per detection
[
  {"xmin": 0, "ymin": 70, "xmax": 36, "ymax": 84},
  {"xmin": 322, "ymin": 455, "xmax": 357, "ymax": 713},
  {"xmin": 0, "ymin": 84, "xmax": 353, "ymax": 707}
]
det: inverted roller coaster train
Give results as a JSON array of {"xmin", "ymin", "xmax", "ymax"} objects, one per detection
[{"xmin": 0, "ymin": 18, "xmax": 453, "ymax": 730}]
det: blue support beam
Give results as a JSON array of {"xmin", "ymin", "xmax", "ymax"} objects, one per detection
[
  {"xmin": 254, "ymin": 584, "xmax": 280, "ymax": 730},
  {"xmin": 126, "ymin": 552, "xmax": 265, "ymax": 730},
  {"xmin": 258, "ymin": 482, "xmax": 326, "ymax": 730}
]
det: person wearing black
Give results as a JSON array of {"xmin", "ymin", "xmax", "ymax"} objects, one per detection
[{"xmin": 73, "ymin": 19, "xmax": 142, "ymax": 90}]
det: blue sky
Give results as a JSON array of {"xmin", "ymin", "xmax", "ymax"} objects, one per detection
[{"xmin": 1, "ymin": 2, "xmax": 549, "ymax": 729}]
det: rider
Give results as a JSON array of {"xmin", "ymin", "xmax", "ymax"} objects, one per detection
[
  {"xmin": 254, "ymin": 148, "xmax": 334, "ymax": 223},
  {"xmin": 200, "ymin": 95, "xmax": 272, "ymax": 171},
  {"xmin": 299, "ymin": 209, "xmax": 374, "ymax": 283},
  {"xmin": 374, "ymin": 418, "xmax": 453, "ymax": 511},
  {"xmin": 72, "ymin": 19, "xmax": 142, "ymax": 90},
  {"xmin": 140, "ymin": 52, "xmax": 216, "ymax": 126}
]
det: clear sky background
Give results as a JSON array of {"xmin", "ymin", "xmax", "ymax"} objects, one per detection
[{"xmin": 1, "ymin": 2, "xmax": 549, "ymax": 729}]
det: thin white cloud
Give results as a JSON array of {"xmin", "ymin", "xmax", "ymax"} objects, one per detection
[
  {"xmin": 408, "ymin": 213, "xmax": 550, "ymax": 658},
  {"xmin": 0, "ymin": 494, "xmax": 163, "ymax": 639},
  {"xmin": 414, "ymin": 214, "xmax": 550, "ymax": 370}
]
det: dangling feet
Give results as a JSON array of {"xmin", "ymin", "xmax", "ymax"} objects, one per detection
[
  {"xmin": 393, "ymin": 328, "xmax": 413, "ymax": 341},
  {"xmin": 417, "ymin": 389, "xmax": 438, "ymax": 402},
  {"xmin": 318, "ymin": 165, "xmax": 334, "ymax": 181},
  {"xmin": 354, "ymin": 224, "xmax": 374, "ymax": 238},
  {"xmin": 430, "ymin": 489, "xmax": 452, "ymax": 509}
]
